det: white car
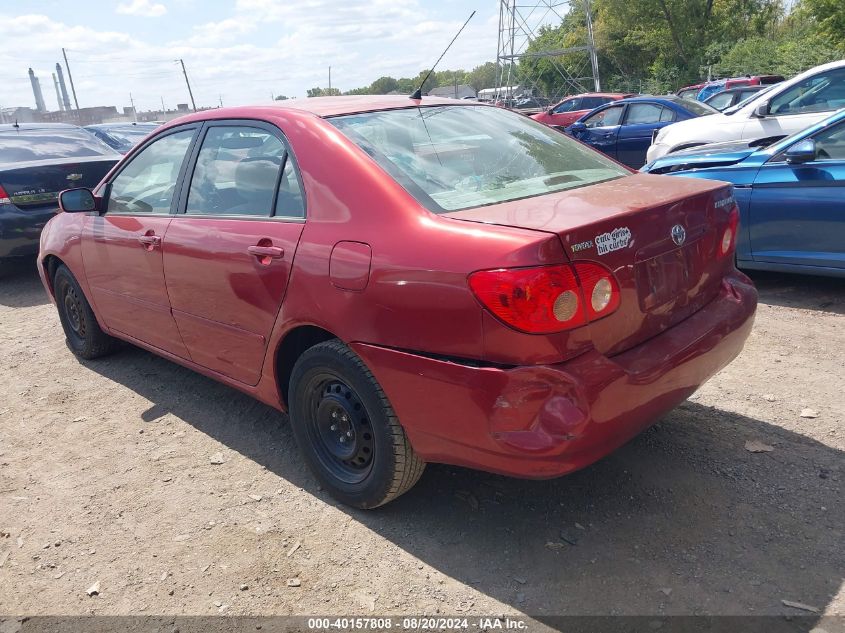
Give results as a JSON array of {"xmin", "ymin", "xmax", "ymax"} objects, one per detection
[{"xmin": 647, "ymin": 59, "xmax": 845, "ymax": 162}]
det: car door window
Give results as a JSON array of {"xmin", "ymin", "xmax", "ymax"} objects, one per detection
[
  {"xmin": 186, "ymin": 126, "xmax": 285, "ymax": 217},
  {"xmin": 584, "ymin": 105, "xmax": 624, "ymax": 128},
  {"xmin": 625, "ymin": 103, "xmax": 664, "ymax": 125},
  {"xmin": 274, "ymin": 156, "xmax": 305, "ymax": 218},
  {"xmin": 769, "ymin": 68, "xmax": 845, "ymax": 115},
  {"xmin": 106, "ymin": 129, "xmax": 194, "ymax": 214},
  {"xmin": 553, "ymin": 98, "xmax": 580, "ymax": 114},
  {"xmin": 813, "ymin": 121, "xmax": 845, "ymax": 160}
]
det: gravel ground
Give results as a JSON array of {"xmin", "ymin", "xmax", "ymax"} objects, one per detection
[{"xmin": 0, "ymin": 261, "xmax": 842, "ymax": 625}]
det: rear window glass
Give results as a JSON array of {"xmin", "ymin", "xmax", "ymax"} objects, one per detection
[
  {"xmin": 93, "ymin": 126, "xmax": 157, "ymax": 152},
  {"xmin": 677, "ymin": 99, "xmax": 718, "ymax": 116},
  {"xmin": 0, "ymin": 127, "xmax": 115, "ymax": 164},
  {"xmin": 330, "ymin": 105, "xmax": 628, "ymax": 213}
]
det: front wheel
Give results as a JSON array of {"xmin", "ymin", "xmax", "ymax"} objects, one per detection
[
  {"xmin": 288, "ymin": 340, "xmax": 425, "ymax": 508},
  {"xmin": 53, "ymin": 264, "xmax": 120, "ymax": 360}
]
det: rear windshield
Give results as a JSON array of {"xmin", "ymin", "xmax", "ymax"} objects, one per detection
[
  {"xmin": 676, "ymin": 99, "xmax": 718, "ymax": 116},
  {"xmin": 330, "ymin": 105, "xmax": 628, "ymax": 213},
  {"xmin": 95, "ymin": 126, "xmax": 157, "ymax": 152},
  {"xmin": 0, "ymin": 128, "xmax": 116, "ymax": 165}
]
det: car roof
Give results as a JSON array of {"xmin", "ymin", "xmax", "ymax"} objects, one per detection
[
  {"xmin": 616, "ymin": 95, "xmax": 686, "ymax": 106},
  {"xmin": 265, "ymin": 95, "xmax": 469, "ymax": 117},
  {"xmin": 0, "ymin": 122, "xmax": 83, "ymax": 131},
  {"xmin": 86, "ymin": 123, "xmax": 158, "ymax": 129}
]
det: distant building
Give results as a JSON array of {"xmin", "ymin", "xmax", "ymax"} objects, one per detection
[
  {"xmin": 427, "ymin": 84, "xmax": 476, "ymax": 99},
  {"xmin": 0, "ymin": 107, "xmax": 38, "ymax": 124}
]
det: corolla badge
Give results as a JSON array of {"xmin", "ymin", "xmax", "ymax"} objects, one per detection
[{"xmin": 671, "ymin": 224, "xmax": 686, "ymax": 246}]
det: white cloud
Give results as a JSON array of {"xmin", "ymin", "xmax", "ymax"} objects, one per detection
[{"xmin": 116, "ymin": 0, "xmax": 168, "ymax": 18}]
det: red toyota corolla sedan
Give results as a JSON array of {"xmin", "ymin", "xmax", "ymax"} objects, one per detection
[{"xmin": 38, "ymin": 96, "xmax": 756, "ymax": 508}]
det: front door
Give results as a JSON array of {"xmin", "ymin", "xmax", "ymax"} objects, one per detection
[
  {"xmin": 82, "ymin": 127, "xmax": 198, "ymax": 356},
  {"xmin": 572, "ymin": 104, "xmax": 624, "ymax": 160},
  {"xmin": 748, "ymin": 119, "xmax": 845, "ymax": 270},
  {"xmin": 162, "ymin": 122, "xmax": 306, "ymax": 385}
]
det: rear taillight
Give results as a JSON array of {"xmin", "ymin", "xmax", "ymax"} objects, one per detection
[
  {"xmin": 0, "ymin": 184, "xmax": 10, "ymax": 206},
  {"xmin": 468, "ymin": 262, "xmax": 620, "ymax": 334},
  {"xmin": 720, "ymin": 206, "xmax": 740, "ymax": 256}
]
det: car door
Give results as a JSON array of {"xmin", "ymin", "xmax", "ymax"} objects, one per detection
[
  {"xmin": 615, "ymin": 102, "xmax": 675, "ymax": 168},
  {"xmin": 81, "ymin": 125, "xmax": 198, "ymax": 357},
  {"xmin": 744, "ymin": 67, "xmax": 845, "ymax": 141},
  {"xmin": 748, "ymin": 119, "xmax": 845, "ymax": 270},
  {"xmin": 571, "ymin": 104, "xmax": 624, "ymax": 160},
  {"xmin": 162, "ymin": 121, "xmax": 306, "ymax": 385}
]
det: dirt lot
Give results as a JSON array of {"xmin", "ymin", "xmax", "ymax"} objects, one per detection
[{"xmin": 0, "ymin": 261, "xmax": 843, "ymax": 624}]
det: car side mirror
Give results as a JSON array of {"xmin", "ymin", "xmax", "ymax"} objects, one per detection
[
  {"xmin": 753, "ymin": 102, "xmax": 769, "ymax": 118},
  {"xmin": 569, "ymin": 121, "xmax": 587, "ymax": 134},
  {"xmin": 784, "ymin": 138, "xmax": 817, "ymax": 165},
  {"xmin": 59, "ymin": 188, "xmax": 97, "ymax": 213}
]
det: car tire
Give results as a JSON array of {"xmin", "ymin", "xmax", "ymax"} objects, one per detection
[
  {"xmin": 289, "ymin": 339, "xmax": 425, "ymax": 509},
  {"xmin": 53, "ymin": 264, "xmax": 120, "ymax": 360}
]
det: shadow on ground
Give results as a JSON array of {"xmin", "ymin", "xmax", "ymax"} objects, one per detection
[
  {"xmin": 748, "ymin": 269, "xmax": 844, "ymax": 315},
  {"xmin": 74, "ymin": 348, "xmax": 843, "ymax": 622},
  {"xmin": 0, "ymin": 258, "xmax": 49, "ymax": 308}
]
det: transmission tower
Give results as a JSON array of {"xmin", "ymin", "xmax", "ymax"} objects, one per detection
[{"xmin": 495, "ymin": 0, "xmax": 600, "ymax": 102}]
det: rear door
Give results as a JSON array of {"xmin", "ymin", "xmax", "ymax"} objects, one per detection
[
  {"xmin": 162, "ymin": 121, "xmax": 306, "ymax": 385},
  {"xmin": 82, "ymin": 125, "xmax": 198, "ymax": 357},
  {"xmin": 748, "ymin": 119, "xmax": 845, "ymax": 270},
  {"xmin": 616, "ymin": 102, "xmax": 675, "ymax": 168},
  {"xmin": 571, "ymin": 104, "xmax": 624, "ymax": 159}
]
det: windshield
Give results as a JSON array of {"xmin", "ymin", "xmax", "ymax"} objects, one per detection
[
  {"xmin": 0, "ymin": 127, "xmax": 115, "ymax": 165},
  {"xmin": 679, "ymin": 99, "xmax": 719, "ymax": 116},
  {"xmin": 330, "ymin": 105, "xmax": 628, "ymax": 213}
]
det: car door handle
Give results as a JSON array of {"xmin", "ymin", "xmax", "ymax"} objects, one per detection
[
  {"xmin": 138, "ymin": 233, "xmax": 161, "ymax": 250},
  {"xmin": 247, "ymin": 245, "xmax": 284, "ymax": 259}
]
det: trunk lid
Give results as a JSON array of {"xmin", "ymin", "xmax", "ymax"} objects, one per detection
[
  {"xmin": 0, "ymin": 156, "xmax": 117, "ymax": 209},
  {"xmin": 445, "ymin": 173, "xmax": 737, "ymax": 356}
]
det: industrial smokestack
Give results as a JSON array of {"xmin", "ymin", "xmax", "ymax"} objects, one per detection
[
  {"xmin": 28, "ymin": 68, "xmax": 47, "ymax": 113},
  {"xmin": 52, "ymin": 73, "xmax": 64, "ymax": 111},
  {"xmin": 56, "ymin": 63, "xmax": 71, "ymax": 111}
]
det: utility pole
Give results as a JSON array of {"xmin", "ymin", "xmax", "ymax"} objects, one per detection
[
  {"xmin": 584, "ymin": 0, "xmax": 601, "ymax": 91},
  {"xmin": 328, "ymin": 66, "xmax": 332, "ymax": 93},
  {"xmin": 218, "ymin": 94, "xmax": 223, "ymax": 108},
  {"xmin": 160, "ymin": 96, "xmax": 166, "ymax": 113},
  {"xmin": 129, "ymin": 93, "xmax": 137, "ymax": 122},
  {"xmin": 178, "ymin": 58, "xmax": 197, "ymax": 111},
  {"xmin": 62, "ymin": 48, "xmax": 80, "ymax": 111}
]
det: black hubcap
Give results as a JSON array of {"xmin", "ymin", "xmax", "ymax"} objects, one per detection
[
  {"xmin": 304, "ymin": 376, "xmax": 374, "ymax": 484},
  {"xmin": 63, "ymin": 285, "xmax": 85, "ymax": 338}
]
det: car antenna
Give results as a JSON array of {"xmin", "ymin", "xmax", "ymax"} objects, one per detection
[
  {"xmin": 409, "ymin": 10, "xmax": 476, "ymax": 101},
  {"xmin": 13, "ymin": 119, "xmax": 19, "ymax": 129}
]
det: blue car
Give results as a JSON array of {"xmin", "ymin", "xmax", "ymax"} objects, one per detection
[
  {"xmin": 565, "ymin": 96, "xmax": 718, "ymax": 168},
  {"xmin": 642, "ymin": 108, "xmax": 845, "ymax": 278}
]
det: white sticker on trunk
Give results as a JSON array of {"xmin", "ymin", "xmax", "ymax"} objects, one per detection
[{"xmin": 595, "ymin": 227, "xmax": 632, "ymax": 255}]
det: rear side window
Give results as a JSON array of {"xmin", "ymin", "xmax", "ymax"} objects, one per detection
[
  {"xmin": 331, "ymin": 105, "xmax": 627, "ymax": 213},
  {"xmin": 186, "ymin": 127, "xmax": 285, "ymax": 217},
  {"xmin": 0, "ymin": 127, "xmax": 115, "ymax": 165},
  {"xmin": 107, "ymin": 129, "xmax": 194, "ymax": 215},
  {"xmin": 625, "ymin": 103, "xmax": 665, "ymax": 124}
]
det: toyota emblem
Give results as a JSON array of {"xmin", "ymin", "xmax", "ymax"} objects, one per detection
[{"xmin": 671, "ymin": 224, "xmax": 686, "ymax": 246}]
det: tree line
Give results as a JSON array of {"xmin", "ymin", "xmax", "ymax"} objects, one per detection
[{"xmin": 290, "ymin": 0, "xmax": 843, "ymax": 99}]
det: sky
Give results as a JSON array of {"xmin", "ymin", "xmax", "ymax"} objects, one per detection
[{"xmin": 0, "ymin": 0, "xmax": 505, "ymax": 113}]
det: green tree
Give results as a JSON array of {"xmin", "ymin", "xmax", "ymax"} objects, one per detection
[
  {"xmin": 306, "ymin": 87, "xmax": 342, "ymax": 97},
  {"xmin": 274, "ymin": 95, "xmax": 288, "ymax": 101},
  {"xmin": 799, "ymin": 0, "xmax": 845, "ymax": 49}
]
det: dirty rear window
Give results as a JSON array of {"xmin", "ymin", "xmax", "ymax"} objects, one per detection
[
  {"xmin": 0, "ymin": 128, "xmax": 116, "ymax": 165},
  {"xmin": 330, "ymin": 105, "xmax": 628, "ymax": 213}
]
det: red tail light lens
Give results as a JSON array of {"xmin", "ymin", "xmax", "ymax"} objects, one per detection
[
  {"xmin": 720, "ymin": 206, "xmax": 740, "ymax": 256},
  {"xmin": 0, "ymin": 184, "xmax": 10, "ymax": 206},
  {"xmin": 468, "ymin": 262, "xmax": 619, "ymax": 334}
]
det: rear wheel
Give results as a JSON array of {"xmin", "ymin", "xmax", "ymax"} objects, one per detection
[
  {"xmin": 289, "ymin": 340, "xmax": 425, "ymax": 508},
  {"xmin": 53, "ymin": 265, "xmax": 120, "ymax": 359}
]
